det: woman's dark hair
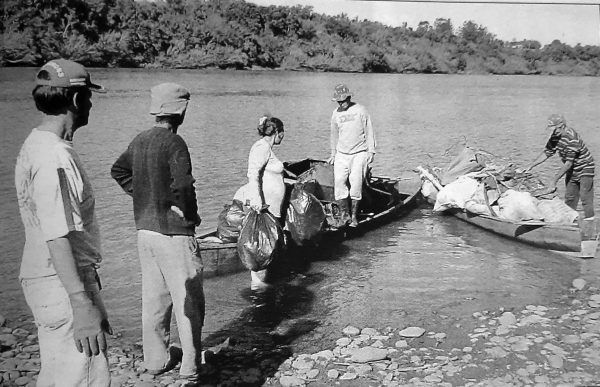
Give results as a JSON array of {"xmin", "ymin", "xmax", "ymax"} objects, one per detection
[
  {"xmin": 32, "ymin": 70, "xmax": 89, "ymax": 115},
  {"xmin": 257, "ymin": 116, "xmax": 284, "ymax": 136}
]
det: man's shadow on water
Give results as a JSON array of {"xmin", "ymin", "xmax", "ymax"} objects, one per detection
[{"xmin": 198, "ymin": 240, "xmax": 349, "ymax": 386}]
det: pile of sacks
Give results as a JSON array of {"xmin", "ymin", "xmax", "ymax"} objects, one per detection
[{"xmin": 433, "ymin": 174, "xmax": 578, "ymax": 224}]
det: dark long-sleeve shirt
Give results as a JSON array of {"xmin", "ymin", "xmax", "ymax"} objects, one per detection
[{"xmin": 111, "ymin": 126, "xmax": 200, "ymax": 235}]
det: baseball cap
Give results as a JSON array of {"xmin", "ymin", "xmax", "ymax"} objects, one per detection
[
  {"xmin": 36, "ymin": 59, "xmax": 105, "ymax": 92},
  {"xmin": 150, "ymin": 83, "xmax": 190, "ymax": 117},
  {"xmin": 332, "ymin": 84, "xmax": 353, "ymax": 102},
  {"xmin": 547, "ymin": 114, "xmax": 566, "ymax": 128}
]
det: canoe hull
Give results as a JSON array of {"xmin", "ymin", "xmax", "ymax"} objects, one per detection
[
  {"xmin": 197, "ymin": 238, "xmax": 244, "ymax": 279},
  {"xmin": 418, "ymin": 165, "xmax": 595, "ymax": 257},
  {"xmin": 447, "ymin": 208, "xmax": 583, "ymax": 252}
]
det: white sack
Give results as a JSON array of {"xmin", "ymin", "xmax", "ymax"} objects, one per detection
[
  {"xmin": 497, "ymin": 189, "xmax": 544, "ymax": 221},
  {"xmin": 433, "ymin": 176, "xmax": 480, "ymax": 212},
  {"xmin": 537, "ymin": 197, "xmax": 579, "ymax": 224}
]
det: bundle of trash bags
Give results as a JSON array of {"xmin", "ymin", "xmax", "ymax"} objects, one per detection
[
  {"xmin": 216, "ymin": 199, "xmax": 247, "ymax": 242},
  {"xmin": 237, "ymin": 208, "xmax": 284, "ymax": 271},
  {"xmin": 434, "ymin": 176, "xmax": 577, "ymax": 224},
  {"xmin": 431, "ymin": 147, "xmax": 578, "ymax": 224},
  {"xmin": 285, "ymin": 184, "xmax": 326, "ymax": 245}
]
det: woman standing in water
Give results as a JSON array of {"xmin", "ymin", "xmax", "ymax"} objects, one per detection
[{"xmin": 234, "ymin": 116, "xmax": 286, "ymax": 289}]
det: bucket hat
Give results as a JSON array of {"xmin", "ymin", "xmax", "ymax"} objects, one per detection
[
  {"xmin": 150, "ymin": 83, "xmax": 190, "ymax": 116},
  {"xmin": 36, "ymin": 59, "xmax": 105, "ymax": 92},
  {"xmin": 547, "ymin": 114, "xmax": 566, "ymax": 128},
  {"xmin": 332, "ymin": 84, "xmax": 353, "ymax": 102}
]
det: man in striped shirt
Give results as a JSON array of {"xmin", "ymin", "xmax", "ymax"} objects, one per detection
[{"xmin": 527, "ymin": 114, "xmax": 595, "ymax": 219}]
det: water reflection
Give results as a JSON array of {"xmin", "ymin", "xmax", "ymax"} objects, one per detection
[{"xmin": 200, "ymin": 267, "xmax": 322, "ymax": 385}]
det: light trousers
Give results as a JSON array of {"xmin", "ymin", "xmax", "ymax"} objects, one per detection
[
  {"xmin": 137, "ymin": 230, "xmax": 205, "ymax": 376},
  {"xmin": 21, "ymin": 274, "xmax": 110, "ymax": 387},
  {"xmin": 334, "ymin": 151, "xmax": 369, "ymax": 200}
]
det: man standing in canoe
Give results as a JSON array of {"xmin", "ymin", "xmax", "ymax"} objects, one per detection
[
  {"xmin": 14, "ymin": 59, "xmax": 111, "ymax": 385},
  {"xmin": 526, "ymin": 113, "xmax": 595, "ymax": 219},
  {"xmin": 111, "ymin": 83, "xmax": 204, "ymax": 383},
  {"xmin": 328, "ymin": 84, "xmax": 377, "ymax": 227}
]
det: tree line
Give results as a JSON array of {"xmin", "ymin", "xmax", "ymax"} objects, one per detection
[{"xmin": 2, "ymin": 0, "xmax": 599, "ymax": 75}]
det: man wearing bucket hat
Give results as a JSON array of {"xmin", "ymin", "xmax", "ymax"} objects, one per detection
[
  {"xmin": 14, "ymin": 59, "xmax": 111, "ymax": 385},
  {"xmin": 526, "ymin": 113, "xmax": 595, "ymax": 219},
  {"xmin": 328, "ymin": 84, "xmax": 377, "ymax": 227},
  {"xmin": 111, "ymin": 83, "xmax": 204, "ymax": 382}
]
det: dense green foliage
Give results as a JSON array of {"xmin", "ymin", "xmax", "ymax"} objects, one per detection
[{"xmin": 2, "ymin": 0, "xmax": 599, "ymax": 75}]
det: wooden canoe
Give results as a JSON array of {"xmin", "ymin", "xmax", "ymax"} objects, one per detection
[
  {"xmin": 417, "ymin": 166, "xmax": 597, "ymax": 258},
  {"xmin": 197, "ymin": 159, "xmax": 423, "ymax": 278}
]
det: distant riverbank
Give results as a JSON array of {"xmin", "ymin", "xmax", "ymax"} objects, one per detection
[{"xmin": 2, "ymin": 0, "xmax": 600, "ymax": 76}]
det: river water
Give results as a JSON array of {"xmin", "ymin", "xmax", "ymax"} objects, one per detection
[{"xmin": 1, "ymin": 68, "xmax": 600, "ymax": 352}]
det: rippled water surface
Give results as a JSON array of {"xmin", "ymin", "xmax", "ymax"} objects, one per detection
[{"xmin": 1, "ymin": 68, "xmax": 600, "ymax": 349}]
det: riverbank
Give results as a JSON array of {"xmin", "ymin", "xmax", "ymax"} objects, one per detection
[{"xmin": 1, "ymin": 275, "xmax": 600, "ymax": 387}]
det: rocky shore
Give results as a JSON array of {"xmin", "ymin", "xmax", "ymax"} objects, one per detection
[{"xmin": 2, "ymin": 277, "xmax": 600, "ymax": 387}]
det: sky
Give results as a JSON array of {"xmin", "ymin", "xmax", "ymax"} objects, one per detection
[{"xmin": 247, "ymin": 0, "xmax": 600, "ymax": 46}]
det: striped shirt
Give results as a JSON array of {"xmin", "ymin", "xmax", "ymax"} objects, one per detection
[{"xmin": 544, "ymin": 127, "xmax": 594, "ymax": 180}]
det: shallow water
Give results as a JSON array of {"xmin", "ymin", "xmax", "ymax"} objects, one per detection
[{"xmin": 1, "ymin": 68, "xmax": 600, "ymax": 352}]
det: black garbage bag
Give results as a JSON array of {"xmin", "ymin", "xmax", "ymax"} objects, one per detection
[
  {"xmin": 216, "ymin": 199, "xmax": 246, "ymax": 242},
  {"xmin": 285, "ymin": 184, "xmax": 326, "ymax": 245},
  {"xmin": 237, "ymin": 209, "xmax": 284, "ymax": 271}
]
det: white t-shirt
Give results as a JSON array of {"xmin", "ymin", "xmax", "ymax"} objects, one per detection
[{"xmin": 15, "ymin": 129, "xmax": 102, "ymax": 279}]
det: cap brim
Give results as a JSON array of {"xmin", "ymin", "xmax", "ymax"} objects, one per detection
[{"xmin": 89, "ymin": 83, "xmax": 107, "ymax": 93}]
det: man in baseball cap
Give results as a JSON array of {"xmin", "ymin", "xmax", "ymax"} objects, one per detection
[
  {"xmin": 111, "ymin": 82, "xmax": 203, "ymax": 383},
  {"xmin": 328, "ymin": 84, "xmax": 377, "ymax": 227},
  {"xmin": 525, "ymin": 113, "xmax": 595, "ymax": 219},
  {"xmin": 15, "ymin": 58, "xmax": 111, "ymax": 385}
]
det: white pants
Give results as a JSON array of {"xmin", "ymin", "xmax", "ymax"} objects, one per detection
[
  {"xmin": 21, "ymin": 274, "xmax": 110, "ymax": 387},
  {"xmin": 334, "ymin": 151, "xmax": 369, "ymax": 200},
  {"xmin": 137, "ymin": 230, "xmax": 204, "ymax": 376}
]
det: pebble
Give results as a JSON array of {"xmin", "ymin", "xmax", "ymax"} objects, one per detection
[
  {"xmin": 398, "ymin": 326, "xmax": 425, "ymax": 338},
  {"xmin": 335, "ymin": 337, "xmax": 351, "ymax": 347},
  {"xmin": 22, "ymin": 345, "xmax": 39, "ymax": 353},
  {"xmin": 0, "ymin": 334, "xmax": 17, "ymax": 346},
  {"xmin": 326, "ymin": 369, "xmax": 339, "ymax": 379},
  {"xmin": 291, "ymin": 357, "xmax": 314, "ymax": 370},
  {"xmin": 312, "ymin": 350, "xmax": 334, "ymax": 360},
  {"xmin": 573, "ymin": 278, "xmax": 587, "ymax": 290},
  {"xmin": 361, "ymin": 327, "xmax": 378, "ymax": 336},
  {"xmin": 342, "ymin": 326, "xmax": 360, "ymax": 336},
  {"xmin": 0, "ymin": 358, "xmax": 19, "ymax": 371},
  {"xmin": 339, "ymin": 371, "xmax": 357, "ymax": 380},
  {"xmin": 12, "ymin": 329, "xmax": 29, "ymax": 338},
  {"xmin": 434, "ymin": 332, "xmax": 447, "ymax": 340},
  {"xmin": 349, "ymin": 347, "xmax": 388, "ymax": 363},
  {"xmin": 519, "ymin": 314, "xmax": 548, "ymax": 326},
  {"xmin": 547, "ymin": 354, "xmax": 564, "ymax": 369},
  {"xmin": 349, "ymin": 363, "xmax": 372, "ymax": 375},
  {"xmin": 485, "ymin": 347, "xmax": 508, "ymax": 358},
  {"xmin": 498, "ymin": 312, "xmax": 517, "ymax": 326},
  {"xmin": 15, "ymin": 376, "xmax": 30, "ymax": 386}
]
